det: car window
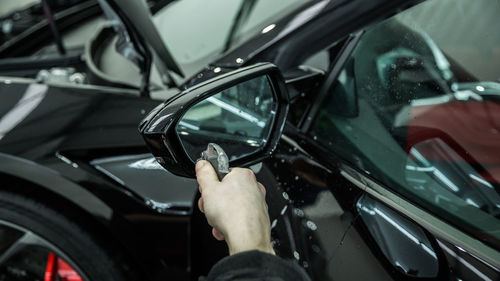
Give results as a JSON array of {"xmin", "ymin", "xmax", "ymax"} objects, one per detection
[{"xmin": 310, "ymin": 0, "xmax": 500, "ymax": 249}]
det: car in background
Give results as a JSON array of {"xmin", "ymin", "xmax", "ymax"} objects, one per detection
[{"xmin": 0, "ymin": 0, "xmax": 499, "ymax": 280}]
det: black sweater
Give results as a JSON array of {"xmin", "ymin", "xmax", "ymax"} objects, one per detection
[{"xmin": 205, "ymin": 251, "xmax": 311, "ymax": 281}]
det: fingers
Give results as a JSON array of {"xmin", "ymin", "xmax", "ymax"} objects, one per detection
[
  {"xmin": 227, "ymin": 168, "xmax": 266, "ymax": 197},
  {"xmin": 226, "ymin": 167, "xmax": 256, "ymax": 182},
  {"xmin": 212, "ymin": 228, "xmax": 225, "ymax": 241},
  {"xmin": 196, "ymin": 160, "xmax": 219, "ymax": 193},
  {"xmin": 198, "ymin": 197, "xmax": 204, "ymax": 213},
  {"xmin": 257, "ymin": 182, "xmax": 266, "ymax": 197}
]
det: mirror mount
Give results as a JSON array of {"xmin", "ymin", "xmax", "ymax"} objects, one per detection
[{"xmin": 140, "ymin": 63, "xmax": 289, "ymax": 178}]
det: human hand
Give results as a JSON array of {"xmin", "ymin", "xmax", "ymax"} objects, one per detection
[{"xmin": 196, "ymin": 160, "xmax": 275, "ymax": 255}]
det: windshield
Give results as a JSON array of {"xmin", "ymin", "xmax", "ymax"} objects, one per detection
[{"xmin": 153, "ymin": 0, "xmax": 311, "ymax": 79}]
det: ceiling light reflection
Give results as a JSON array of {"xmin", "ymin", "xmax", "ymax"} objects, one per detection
[
  {"xmin": 261, "ymin": 23, "xmax": 276, "ymax": 34},
  {"xmin": 374, "ymin": 207, "xmax": 437, "ymax": 259}
]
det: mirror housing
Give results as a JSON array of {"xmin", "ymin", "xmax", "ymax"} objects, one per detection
[{"xmin": 139, "ymin": 63, "xmax": 289, "ymax": 177}]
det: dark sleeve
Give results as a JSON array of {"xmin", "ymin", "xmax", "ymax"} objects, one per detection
[{"xmin": 205, "ymin": 250, "xmax": 311, "ymax": 281}]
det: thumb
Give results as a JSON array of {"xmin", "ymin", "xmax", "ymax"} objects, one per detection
[{"xmin": 195, "ymin": 160, "xmax": 219, "ymax": 193}]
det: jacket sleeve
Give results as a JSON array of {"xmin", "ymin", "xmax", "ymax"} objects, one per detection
[{"xmin": 205, "ymin": 250, "xmax": 311, "ymax": 281}]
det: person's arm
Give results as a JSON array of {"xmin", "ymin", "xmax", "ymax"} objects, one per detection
[
  {"xmin": 205, "ymin": 250, "xmax": 310, "ymax": 281},
  {"xmin": 195, "ymin": 160, "xmax": 311, "ymax": 281}
]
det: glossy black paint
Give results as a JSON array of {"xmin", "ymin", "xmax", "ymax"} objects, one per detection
[
  {"xmin": 260, "ymin": 130, "xmax": 499, "ymax": 281},
  {"xmin": 356, "ymin": 194, "xmax": 441, "ymax": 278},
  {"xmin": 140, "ymin": 63, "xmax": 289, "ymax": 178},
  {"xmin": 205, "ymin": 0, "xmax": 420, "ymax": 72},
  {"xmin": 0, "ymin": 80, "xmax": 193, "ymax": 280},
  {"xmin": 0, "ymin": 0, "xmax": 498, "ymax": 280},
  {"xmin": 90, "ymin": 154, "xmax": 197, "ymax": 214}
]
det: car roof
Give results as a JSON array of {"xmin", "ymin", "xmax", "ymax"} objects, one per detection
[{"xmin": 215, "ymin": 0, "xmax": 419, "ymax": 68}]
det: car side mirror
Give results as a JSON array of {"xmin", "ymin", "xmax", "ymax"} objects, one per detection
[{"xmin": 139, "ymin": 63, "xmax": 289, "ymax": 177}]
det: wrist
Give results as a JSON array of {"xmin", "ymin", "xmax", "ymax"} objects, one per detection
[
  {"xmin": 228, "ymin": 242, "xmax": 275, "ymax": 255},
  {"xmin": 226, "ymin": 230, "xmax": 275, "ymax": 255}
]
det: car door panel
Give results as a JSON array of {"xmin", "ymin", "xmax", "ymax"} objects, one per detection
[
  {"xmin": 354, "ymin": 194, "xmax": 442, "ymax": 279},
  {"xmin": 287, "ymin": 0, "xmax": 500, "ymax": 280},
  {"xmin": 284, "ymin": 133, "xmax": 443, "ymax": 281},
  {"xmin": 437, "ymin": 239, "xmax": 499, "ymax": 281},
  {"xmin": 284, "ymin": 134, "xmax": 499, "ymax": 281},
  {"xmin": 334, "ymin": 182, "xmax": 500, "ymax": 281},
  {"xmin": 260, "ymin": 136, "xmax": 362, "ymax": 281}
]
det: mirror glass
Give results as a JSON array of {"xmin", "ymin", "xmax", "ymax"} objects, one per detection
[{"xmin": 176, "ymin": 75, "xmax": 277, "ymax": 162}]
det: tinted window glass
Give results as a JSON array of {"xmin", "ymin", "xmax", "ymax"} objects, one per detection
[{"xmin": 310, "ymin": 0, "xmax": 500, "ymax": 248}]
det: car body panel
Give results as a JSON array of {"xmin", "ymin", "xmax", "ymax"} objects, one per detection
[
  {"xmin": 214, "ymin": 0, "xmax": 418, "ymax": 69},
  {"xmin": 267, "ymin": 130, "xmax": 500, "ymax": 280},
  {"xmin": 91, "ymin": 153, "xmax": 197, "ymax": 214},
  {"xmin": 0, "ymin": 152, "xmax": 112, "ymax": 219},
  {"xmin": 0, "ymin": 79, "xmax": 194, "ymax": 280},
  {"xmin": 0, "ymin": 80, "xmax": 151, "ymax": 156},
  {"xmin": 0, "ymin": 0, "xmax": 499, "ymax": 280},
  {"xmin": 258, "ymin": 137, "xmax": 360, "ymax": 281}
]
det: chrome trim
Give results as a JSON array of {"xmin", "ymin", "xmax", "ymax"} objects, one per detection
[{"xmin": 340, "ymin": 167, "xmax": 500, "ymax": 270}]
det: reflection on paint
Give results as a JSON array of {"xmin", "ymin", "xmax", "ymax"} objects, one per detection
[
  {"xmin": 128, "ymin": 157, "xmax": 164, "ymax": 170},
  {"xmin": 0, "ymin": 84, "xmax": 47, "ymax": 141},
  {"xmin": 357, "ymin": 195, "xmax": 440, "ymax": 278}
]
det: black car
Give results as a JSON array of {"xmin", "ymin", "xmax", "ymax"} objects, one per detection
[{"xmin": 0, "ymin": 0, "xmax": 499, "ymax": 280}]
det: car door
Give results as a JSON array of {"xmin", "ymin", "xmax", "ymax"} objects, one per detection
[{"xmin": 266, "ymin": 0, "xmax": 500, "ymax": 280}]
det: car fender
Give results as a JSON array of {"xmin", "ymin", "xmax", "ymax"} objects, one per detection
[
  {"xmin": 0, "ymin": 152, "xmax": 113, "ymax": 219},
  {"xmin": 0, "ymin": 152, "xmax": 191, "ymax": 280}
]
